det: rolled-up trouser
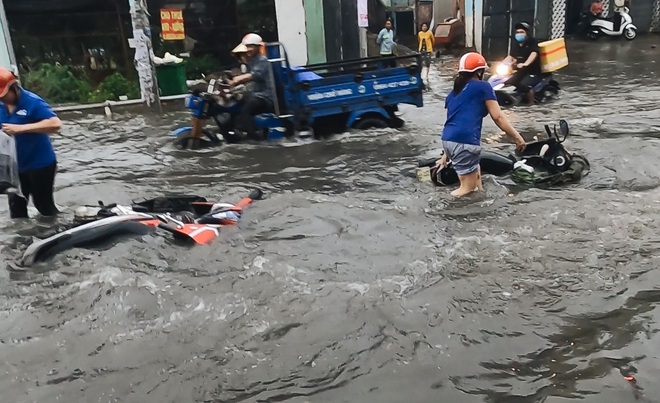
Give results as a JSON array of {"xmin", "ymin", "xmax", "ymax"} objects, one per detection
[
  {"xmin": 8, "ymin": 162, "xmax": 59, "ymax": 219},
  {"xmin": 442, "ymin": 140, "xmax": 481, "ymax": 176}
]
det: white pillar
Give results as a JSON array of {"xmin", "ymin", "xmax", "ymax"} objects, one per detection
[
  {"xmin": 358, "ymin": 0, "xmax": 369, "ymax": 58},
  {"xmin": 359, "ymin": 29, "xmax": 368, "ymax": 58},
  {"xmin": 274, "ymin": 0, "xmax": 308, "ymax": 66},
  {"xmin": 128, "ymin": 0, "xmax": 162, "ymax": 113},
  {"xmin": 0, "ymin": 0, "xmax": 17, "ymax": 75}
]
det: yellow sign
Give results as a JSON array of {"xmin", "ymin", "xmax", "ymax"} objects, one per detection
[{"xmin": 160, "ymin": 8, "xmax": 185, "ymax": 41}]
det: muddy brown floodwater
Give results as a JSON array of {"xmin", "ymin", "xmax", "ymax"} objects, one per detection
[{"xmin": 1, "ymin": 36, "xmax": 659, "ymax": 403}]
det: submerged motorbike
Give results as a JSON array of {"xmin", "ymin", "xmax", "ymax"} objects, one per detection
[
  {"xmin": 487, "ymin": 62, "xmax": 560, "ymax": 106},
  {"xmin": 19, "ymin": 189, "xmax": 264, "ymax": 267},
  {"xmin": 577, "ymin": 2, "xmax": 637, "ymax": 40},
  {"xmin": 417, "ymin": 119, "xmax": 589, "ymax": 187}
]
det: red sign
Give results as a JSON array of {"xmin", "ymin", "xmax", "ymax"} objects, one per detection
[{"xmin": 160, "ymin": 9, "xmax": 185, "ymax": 41}]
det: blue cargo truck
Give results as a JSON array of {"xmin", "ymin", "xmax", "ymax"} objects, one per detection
[{"xmin": 171, "ymin": 42, "xmax": 425, "ymax": 148}]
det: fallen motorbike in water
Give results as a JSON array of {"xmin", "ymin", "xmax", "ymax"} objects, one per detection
[
  {"xmin": 416, "ymin": 119, "xmax": 590, "ymax": 187},
  {"xmin": 18, "ymin": 189, "xmax": 263, "ymax": 267},
  {"xmin": 487, "ymin": 62, "xmax": 560, "ymax": 106}
]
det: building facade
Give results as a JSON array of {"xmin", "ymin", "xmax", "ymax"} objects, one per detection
[{"xmin": 466, "ymin": 0, "xmax": 660, "ymax": 60}]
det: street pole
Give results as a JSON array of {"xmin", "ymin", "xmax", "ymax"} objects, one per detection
[{"xmin": 127, "ymin": 0, "xmax": 162, "ymax": 114}]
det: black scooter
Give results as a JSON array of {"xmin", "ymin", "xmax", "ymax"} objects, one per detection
[{"xmin": 417, "ymin": 119, "xmax": 574, "ymax": 186}]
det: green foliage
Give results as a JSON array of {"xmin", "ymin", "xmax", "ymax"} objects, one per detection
[
  {"xmin": 90, "ymin": 72, "xmax": 140, "ymax": 102},
  {"xmin": 22, "ymin": 63, "xmax": 93, "ymax": 104},
  {"xmin": 20, "ymin": 64, "xmax": 140, "ymax": 105},
  {"xmin": 185, "ymin": 55, "xmax": 222, "ymax": 79}
]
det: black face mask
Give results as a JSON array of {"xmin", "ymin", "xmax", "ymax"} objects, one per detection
[{"xmin": 477, "ymin": 70, "xmax": 484, "ymax": 80}]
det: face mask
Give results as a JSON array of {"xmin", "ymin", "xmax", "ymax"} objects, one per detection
[{"xmin": 515, "ymin": 33, "xmax": 526, "ymax": 43}]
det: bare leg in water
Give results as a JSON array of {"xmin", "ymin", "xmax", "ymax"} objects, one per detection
[
  {"xmin": 451, "ymin": 168, "xmax": 483, "ymax": 197},
  {"xmin": 475, "ymin": 167, "xmax": 483, "ymax": 191}
]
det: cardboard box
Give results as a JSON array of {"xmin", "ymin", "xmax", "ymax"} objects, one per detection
[{"xmin": 538, "ymin": 37, "xmax": 569, "ymax": 73}]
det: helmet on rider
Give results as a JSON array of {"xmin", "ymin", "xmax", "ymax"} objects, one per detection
[
  {"xmin": 458, "ymin": 52, "xmax": 488, "ymax": 73},
  {"xmin": 0, "ymin": 67, "xmax": 17, "ymax": 98},
  {"xmin": 241, "ymin": 33, "xmax": 264, "ymax": 46},
  {"xmin": 514, "ymin": 22, "xmax": 531, "ymax": 32}
]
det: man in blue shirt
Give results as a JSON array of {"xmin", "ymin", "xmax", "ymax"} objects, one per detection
[{"xmin": 0, "ymin": 68, "xmax": 62, "ymax": 218}]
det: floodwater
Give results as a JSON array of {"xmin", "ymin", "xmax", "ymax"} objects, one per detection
[{"xmin": 1, "ymin": 35, "xmax": 659, "ymax": 403}]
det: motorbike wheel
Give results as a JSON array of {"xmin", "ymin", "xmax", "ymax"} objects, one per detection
[
  {"xmin": 175, "ymin": 129, "xmax": 221, "ymax": 150},
  {"xmin": 496, "ymin": 92, "xmax": 515, "ymax": 106},
  {"xmin": 539, "ymin": 87, "xmax": 559, "ymax": 103},
  {"xmin": 624, "ymin": 27, "xmax": 637, "ymax": 40}
]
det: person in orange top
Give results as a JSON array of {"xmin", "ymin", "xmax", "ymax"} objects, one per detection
[
  {"xmin": 589, "ymin": 0, "xmax": 604, "ymax": 17},
  {"xmin": 417, "ymin": 22, "xmax": 434, "ymax": 84}
]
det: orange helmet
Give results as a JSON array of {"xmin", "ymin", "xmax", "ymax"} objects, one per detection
[
  {"xmin": 0, "ymin": 68, "xmax": 17, "ymax": 97},
  {"xmin": 458, "ymin": 52, "xmax": 488, "ymax": 73}
]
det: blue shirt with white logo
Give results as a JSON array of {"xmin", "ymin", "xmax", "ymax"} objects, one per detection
[
  {"xmin": 441, "ymin": 80, "xmax": 497, "ymax": 146},
  {"xmin": 0, "ymin": 88, "xmax": 57, "ymax": 173}
]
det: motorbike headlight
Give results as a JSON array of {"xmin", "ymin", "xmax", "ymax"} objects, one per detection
[{"xmin": 496, "ymin": 64, "xmax": 510, "ymax": 76}]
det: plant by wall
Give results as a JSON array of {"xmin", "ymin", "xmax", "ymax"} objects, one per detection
[
  {"xmin": 89, "ymin": 72, "xmax": 140, "ymax": 102},
  {"xmin": 22, "ymin": 63, "xmax": 93, "ymax": 104},
  {"xmin": 20, "ymin": 63, "xmax": 141, "ymax": 105}
]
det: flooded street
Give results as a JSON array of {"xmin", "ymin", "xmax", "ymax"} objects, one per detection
[{"xmin": 1, "ymin": 35, "xmax": 660, "ymax": 403}]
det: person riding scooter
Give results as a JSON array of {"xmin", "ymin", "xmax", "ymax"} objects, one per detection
[
  {"xmin": 228, "ymin": 33, "xmax": 275, "ymax": 141},
  {"xmin": 502, "ymin": 22, "xmax": 543, "ymax": 105}
]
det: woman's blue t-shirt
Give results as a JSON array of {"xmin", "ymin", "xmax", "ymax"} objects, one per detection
[
  {"xmin": 441, "ymin": 80, "xmax": 497, "ymax": 146},
  {"xmin": 0, "ymin": 89, "xmax": 57, "ymax": 173}
]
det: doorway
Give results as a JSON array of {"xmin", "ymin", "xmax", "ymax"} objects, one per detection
[
  {"xmin": 566, "ymin": 0, "xmax": 592, "ymax": 34},
  {"xmin": 481, "ymin": 0, "xmax": 535, "ymax": 60}
]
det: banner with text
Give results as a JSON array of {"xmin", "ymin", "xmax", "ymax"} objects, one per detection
[
  {"xmin": 358, "ymin": 0, "xmax": 368, "ymax": 27},
  {"xmin": 160, "ymin": 9, "xmax": 185, "ymax": 40}
]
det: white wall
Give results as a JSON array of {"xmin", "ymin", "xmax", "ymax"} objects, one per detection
[
  {"xmin": 274, "ymin": 0, "xmax": 308, "ymax": 66},
  {"xmin": 0, "ymin": 0, "xmax": 17, "ymax": 74}
]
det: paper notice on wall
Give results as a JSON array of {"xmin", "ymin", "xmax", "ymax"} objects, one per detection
[{"xmin": 358, "ymin": 0, "xmax": 368, "ymax": 27}]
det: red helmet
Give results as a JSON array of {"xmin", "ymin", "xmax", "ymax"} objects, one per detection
[
  {"xmin": 0, "ymin": 68, "xmax": 17, "ymax": 98},
  {"xmin": 458, "ymin": 52, "xmax": 488, "ymax": 73}
]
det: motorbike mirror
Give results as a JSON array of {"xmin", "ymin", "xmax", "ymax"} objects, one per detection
[
  {"xmin": 544, "ymin": 124, "xmax": 553, "ymax": 139},
  {"xmin": 559, "ymin": 119, "xmax": 569, "ymax": 142}
]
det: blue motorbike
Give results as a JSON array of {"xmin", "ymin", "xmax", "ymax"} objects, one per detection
[{"xmin": 487, "ymin": 62, "xmax": 560, "ymax": 106}]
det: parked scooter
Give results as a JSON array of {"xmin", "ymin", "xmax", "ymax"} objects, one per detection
[
  {"xmin": 487, "ymin": 62, "xmax": 560, "ymax": 106},
  {"xmin": 578, "ymin": 0, "xmax": 637, "ymax": 40}
]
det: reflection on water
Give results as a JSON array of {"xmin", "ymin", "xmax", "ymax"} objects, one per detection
[{"xmin": 0, "ymin": 36, "xmax": 660, "ymax": 402}]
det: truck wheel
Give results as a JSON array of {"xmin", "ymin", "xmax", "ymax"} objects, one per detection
[{"xmin": 353, "ymin": 117, "xmax": 389, "ymax": 130}]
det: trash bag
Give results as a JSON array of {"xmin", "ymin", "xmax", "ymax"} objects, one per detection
[{"xmin": 0, "ymin": 131, "xmax": 23, "ymax": 197}]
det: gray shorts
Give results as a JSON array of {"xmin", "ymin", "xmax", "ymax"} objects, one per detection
[{"xmin": 442, "ymin": 140, "xmax": 481, "ymax": 176}]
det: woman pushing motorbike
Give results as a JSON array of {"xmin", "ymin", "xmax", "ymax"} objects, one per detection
[{"xmin": 437, "ymin": 52, "xmax": 526, "ymax": 197}]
